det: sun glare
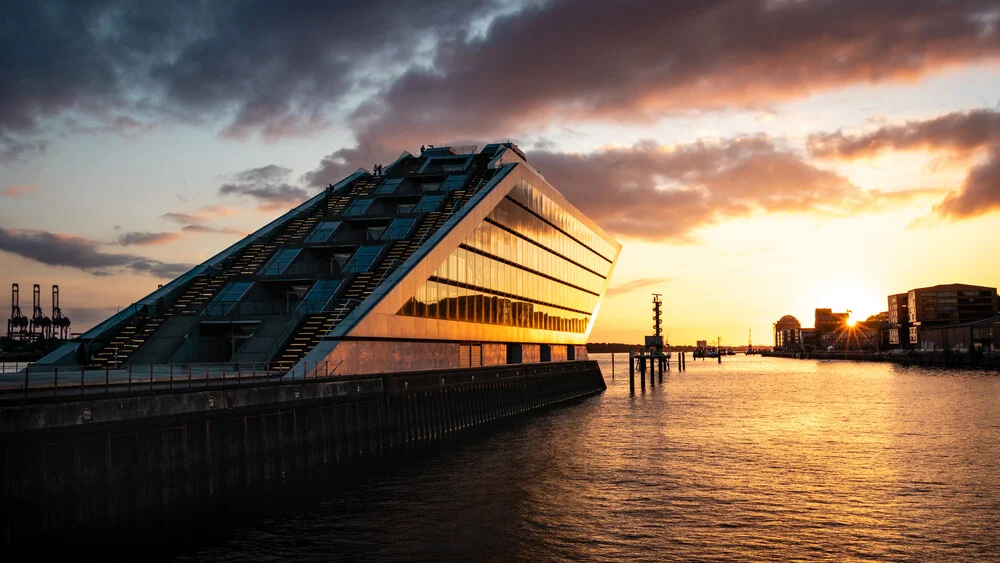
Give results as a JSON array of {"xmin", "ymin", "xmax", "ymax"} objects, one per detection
[
  {"xmin": 846, "ymin": 316, "xmax": 856, "ymax": 327},
  {"xmin": 810, "ymin": 280, "xmax": 882, "ymax": 321}
]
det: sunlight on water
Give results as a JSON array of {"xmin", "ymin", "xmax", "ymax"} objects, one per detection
[{"xmin": 178, "ymin": 355, "xmax": 1000, "ymax": 561}]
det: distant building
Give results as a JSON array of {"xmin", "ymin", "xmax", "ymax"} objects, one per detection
[
  {"xmin": 907, "ymin": 284, "xmax": 999, "ymax": 346},
  {"xmin": 914, "ymin": 316, "xmax": 1000, "ymax": 352},
  {"xmin": 863, "ymin": 312, "xmax": 891, "ymax": 351},
  {"xmin": 696, "ymin": 340, "xmax": 707, "ymax": 349},
  {"xmin": 800, "ymin": 328, "xmax": 816, "ymax": 350},
  {"xmin": 887, "ymin": 293, "xmax": 910, "ymax": 349},
  {"xmin": 815, "ymin": 308, "xmax": 849, "ymax": 349},
  {"xmin": 773, "ymin": 315, "xmax": 801, "ymax": 350}
]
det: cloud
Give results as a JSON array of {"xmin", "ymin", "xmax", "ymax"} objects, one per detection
[
  {"xmin": 808, "ymin": 109, "xmax": 1000, "ymax": 219},
  {"xmin": 0, "ymin": 227, "xmax": 191, "ymax": 278},
  {"xmin": 0, "ymin": 134, "xmax": 47, "ymax": 165},
  {"xmin": 116, "ymin": 231, "xmax": 182, "ymax": 246},
  {"xmin": 0, "ymin": 0, "xmax": 508, "ymax": 158},
  {"xmin": 933, "ymin": 145, "xmax": 1000, "ymax": 218},
  {"xmin": 6, "ymin": 1, "xmax": 1000, "ymax": 166},
  {"xmin": 606, "ymin": 278, "xmax": 673, "ymax": 299},
  {"xmin": 161, "ymin": 204, "xmax": 238, "ymax": 225},
  {"xmin": 1, "ymin": 185, "xmax": 39, "ymax": 198},
  {"xmin": 219, "ymin": 164, "xmax": 310, "ymax": 209},
  {"xmin": 808, "ymin": 109, "xmax": 1000, "ymax": 159},
  {"xmin": 338, "ymin": 0, "xmax": 1000, "ymax": 162},
  {"xmin": 181, "ymin": 225, "xmax": 245, "ymax": 236},
  {"xmin": 526, "ymin": 137, "xmax": 931, "ymax": 241}
]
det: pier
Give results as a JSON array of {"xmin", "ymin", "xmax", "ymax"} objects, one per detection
[{"xmin": 0, "ymin": 360, "xmax": 605, "ymax": 547}]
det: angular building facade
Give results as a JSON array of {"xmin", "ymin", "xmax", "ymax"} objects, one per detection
[{"xmin": 37, "ymin": 143, "xmax": 621, "ymax": 376}]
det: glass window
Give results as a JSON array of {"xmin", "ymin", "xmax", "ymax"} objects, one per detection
[
  {"xmin": 345, "ymin": 197, "xmax": 374, "ymax": 216},
  {"xmin": 295, "ymin": 279, "xmax": 341, "ymax": 314},
  {"xmin": 259, "ymin": 248, "xmax": 302, "ymax": 276},
  {"xmin": 344, "ymin": 245, "xmax": 382, "ymax": 273},
  {"xmin": 305, "ymin": 221, "xmax": 342, "ymax": 243},
  {"xmin": 382, "ymin": 217, "xmax": 416, "ymax": 240},
  {"xmin": 375, "ymin": 178, "xmax": 402, "ymax": 195},
  {"xmin": 414, "ymin": 194, "xmax": 444, "ymax": 213},
  {"xmin": 441, "ymin": 174, "xmax": 467, "ymax": 191},
  {"xmin": 205, "ymin": 281, "xmax": 253, "ymax": 315}
]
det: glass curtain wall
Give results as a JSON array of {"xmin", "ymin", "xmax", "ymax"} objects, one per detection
[{"xmin": 397, "ymin": 182, "xmax": 615, "ymax": 333}]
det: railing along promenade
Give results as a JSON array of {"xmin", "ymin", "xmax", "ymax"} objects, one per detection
[{"xmin": 0, "ymin": 359, "xmax": 344, "ymax": 402}]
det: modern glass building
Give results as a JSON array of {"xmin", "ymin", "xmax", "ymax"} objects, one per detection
[{"xmin": 36, "ymin": 143, "xmax": 621, "ymax": 375}]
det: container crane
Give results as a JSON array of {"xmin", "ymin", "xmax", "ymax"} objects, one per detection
[
  {"xmin": 51, "ymin": 285, "xmax": 71, "ymax": 340},
  {"xmin": 7, "ymin": 283, "xmax": 29, "ymax": 340}
]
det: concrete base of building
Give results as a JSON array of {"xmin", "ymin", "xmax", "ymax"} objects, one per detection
[{"xmin": 0, "ymin": 360, "xmax": 606, "ymax": 549}]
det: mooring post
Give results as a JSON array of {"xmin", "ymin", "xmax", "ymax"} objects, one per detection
[
  {"xmin": 649, "ymin": 355, "xmax": 655, "ymax": 388},
  {"xmin": 612, "ymin": 352, "xmax": 615, "ymax": 381},
  {"xmin": 629, "ymin": 350, "xmax": 635, "ymax": 394},
  {"xmin": 658, "ymin": 356, "xmax": 663, "ymax": 383},
  {"xmin": 718, "ymin": 352, "xmax": 722, "ymax": 364},
  {"xmin": 639, "ymin": 354, "xmax": 646, "ymax": 391}
]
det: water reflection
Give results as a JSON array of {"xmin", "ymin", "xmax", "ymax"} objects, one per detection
[{"xmin": 178, "ymin": 356, "xmax": 1000, "ymax": 561}]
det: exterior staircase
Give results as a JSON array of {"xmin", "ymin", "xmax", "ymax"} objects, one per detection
[{"xmin": 91, "ymin": 315, "xmax": 166, "ymax": 369}]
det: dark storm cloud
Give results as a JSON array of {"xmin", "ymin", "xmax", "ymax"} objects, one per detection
[
  {"xmin": 344, "ymin": 0, "xmax": 1000, "ymax": 155},
  {"xmin": 219, "ymin": 165, "xmax": 309, "ymax": 207},
  {"xmin": 0, "ymin": 227, "xmax": 191, "ymax": 278},
  {"xmin": 6, "ymin": 0, "xmax": 999, "ymax": 167},
  {"xmin": 0, "ymin": 0, "xmax": 507, "ymax": 159},
  {"xmin": 527, "ymin": 138, "xmax": 931, "ymax": 241},
  {"xmin": 808, "ymin": 109, "xmax": 1000, "ymax": 219}
]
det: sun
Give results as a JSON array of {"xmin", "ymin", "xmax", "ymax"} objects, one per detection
[{"xmin": 846, "ymin": 316, "xmax": 856, "ymax": 327}]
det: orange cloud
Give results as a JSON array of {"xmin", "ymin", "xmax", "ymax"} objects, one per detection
[
  {"xmin": 808, "ymin": 109, "xmax": 1000, "ymax": 220},
  {"xmin": 1, "ymin": 185, "xmax": 39, "ymax": 198},
  {"xmin": 527, "ymin": 138, "xmax": 935, "ymax": 241}
]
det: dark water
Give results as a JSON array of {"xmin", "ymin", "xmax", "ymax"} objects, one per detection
[{"xmin": 176, "ymin": 355, "xmax": 1000, "ymax": 562}]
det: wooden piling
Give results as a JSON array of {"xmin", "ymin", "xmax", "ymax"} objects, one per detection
[
  {"xmin": 639, "ymin": 354, "xmax": 646, "ymax": 391},
  {"xmin": 629, "ymin": 350, "xmax": 635, "ymax": 394}
]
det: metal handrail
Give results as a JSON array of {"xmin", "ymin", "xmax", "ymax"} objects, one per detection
[
  {"xmin": 261, "ymin": 297, "xmax": 360, "ymax": 365},
  {"xmin": 0, "ymin": 358, "xmax": 600, "ymax": 402}
]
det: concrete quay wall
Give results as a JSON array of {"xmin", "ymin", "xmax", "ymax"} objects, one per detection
[
  {"xmin": 763, "ymin": 350, "xmax": 1000, "ymax": 369},
  {"xmin": 0, "ymin": 360, "xmax": 606, "ymax": 549}
]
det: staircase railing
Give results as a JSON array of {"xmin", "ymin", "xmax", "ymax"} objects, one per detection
[{"xmin": 263, "ymin": 297, "xmax": 360, "ymax": 365}]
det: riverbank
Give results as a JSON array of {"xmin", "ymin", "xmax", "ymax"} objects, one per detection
[{"xmin": 763, "ymin": 349, "xmax": 1000, "ymax": 370}]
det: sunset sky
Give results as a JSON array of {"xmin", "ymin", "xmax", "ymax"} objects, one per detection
[{"xmin": 2, "ymin": 0, "xmax": 999, "ymax": 347}]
